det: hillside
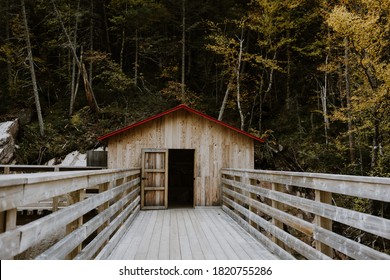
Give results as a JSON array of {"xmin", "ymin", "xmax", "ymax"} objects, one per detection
[{"xmin": 0, "ymin": 0, "xmax": 389, "ymax": 177}]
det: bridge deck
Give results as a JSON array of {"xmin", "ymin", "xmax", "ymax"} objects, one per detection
[{"xmin": 108, "ymin": 207, "xmax": 278, "ymax": 260}]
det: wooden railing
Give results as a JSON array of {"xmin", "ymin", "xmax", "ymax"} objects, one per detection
[
  {"xmin": 0, "ymin": 168, "xmax": 141, "ymax": 260},
  {"xmin": 0, "ymin": 164, "xmax": 104, "ymax": 174},
  {"xmin": 221, "ymin": 168, "xmax": 390, "ymax": 260}
]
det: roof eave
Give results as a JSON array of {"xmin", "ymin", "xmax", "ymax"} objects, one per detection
[{"xmin": 97, "ymin": 104, "xmax": 264, "ymax": 143}]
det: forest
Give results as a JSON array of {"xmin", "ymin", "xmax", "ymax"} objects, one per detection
[{"xmin": 0, "ymin": 0, "xmax": 389, "ymax": 178}]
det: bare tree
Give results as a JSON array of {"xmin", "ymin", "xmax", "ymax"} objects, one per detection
[
  {"xmin": 181, "ymin": 0, "xmax": 186, "ymax": 97},
  {"xmin": 344, "ymin": 38, "xmax": 355, "ymax": 163},
  {"xmin": 217, "ymin": 25, "xmax": 245, "ymax": 128},
  {"xmin": 236, "ymin": 28, "xmax": 245, "ymax": 130},
  {"xmin": 320, "ymin": 54, "xmax": 330, "ymax": 145},
  {"xmin": 89, "ymin": 0, "xmax": 94, "ymax": 88},
  {"xmin": 51, "ymin": 0, "xmax": 99, "ymax": 114},
  {"xmin": 218, "ymin": 86, "xmax": 230, "ymax": 121},
  {"xmin": 21, "ymin": 0, "xmax": 44, "ymax": 136},
  {"xmin": 69, "ymin": 0, "xmax": 81, "ymax": 117}
]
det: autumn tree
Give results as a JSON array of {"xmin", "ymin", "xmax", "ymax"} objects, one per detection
[{"xmin": 327, "ymin": 0, "xmax": 390, "ymax": 175}]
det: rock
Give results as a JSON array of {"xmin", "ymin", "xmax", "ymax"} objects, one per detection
[
  {"xmin": 0, "ymin": 119, "xmax": 19, "ymax": 164},
  {"xmin": 60, "ymin": 151, "xmax": 86, "ymax": 166}
]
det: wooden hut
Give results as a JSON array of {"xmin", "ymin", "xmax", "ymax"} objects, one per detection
[{"xmin": 98, "ymin": 104, "xmax": 263, "ymax": 209}]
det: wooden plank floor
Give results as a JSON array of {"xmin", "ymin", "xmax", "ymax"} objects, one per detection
[{"xmin": 108, "ymin": 208, "xmax": 279, "ymax": 260}]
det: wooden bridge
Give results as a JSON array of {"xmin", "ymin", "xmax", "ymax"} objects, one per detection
[{"xmin": 0, "ymin": 167, "xmax": 389, "ymax": 260}]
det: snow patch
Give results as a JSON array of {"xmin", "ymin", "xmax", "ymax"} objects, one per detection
[
  {"xmin": 45, "ymin": 147, "xmax": 105, "ymax": 167},
  {"xmin": 60, "ymin": 151, "xmax": 87, "ymax": 166}
]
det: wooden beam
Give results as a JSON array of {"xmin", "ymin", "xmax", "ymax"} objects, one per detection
[
  {"xmin": 222, "ymin": 169, "xmax": 390, "ymax": 202},
  {"xmin": 98, "ymin": 182, "xmax": 110, "ymax": 235},
  {"xmin": 222, "ymin": 205, "xmax": 295, "ymax": 260},
  {"xmin": 314, "ymin": 190, "xmax": 333, "ymax": 258},
  {"xmin": 313, "ymin": 226, "xmax": 390, "ymax": 260},
  {"xmin": 222, "ymin": 187, "xmax": 314, "ymax": 236},
  {"xmin": 271, "ymin": 183, "xmax": 284, "ymax": 248},
  {"xmin": 0, "ymin": 212, "xmax": 4, "ymax": 233},
  {"xmin": 66, "ymin": 189, "xmax": 85, "ymax": 259},
  {"xmin": 0, "ymin": 168, "xmax": 141, "ymax": 260},
  {"xmin": 221, "ymin": 178, "xmax": 390, "ymax": 239},
  {"xmin": 223, "ymin": 196, "xmax": 331, "ymax": 260},
  {"xmin": 36, "ymin": 189, "xmax": 140, "ymax": 260}
]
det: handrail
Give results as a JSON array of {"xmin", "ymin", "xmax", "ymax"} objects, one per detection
[
  {"xmin": 0, "ymin": 168, "xmax": 141, "ymax": 259},
  {"xmin": 0, "ymin": 164, "xmax": 105, "ymax": 174},
  {"xmin": 221, "ymin": 168, "xmax": 390, "ymax": 260}
]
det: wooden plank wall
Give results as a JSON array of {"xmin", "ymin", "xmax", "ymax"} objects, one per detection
[
  {"xmin": 107, "ymin": 110, "xmax": 254, "ymax": 206},
  {"xmin": 221, "ymin": 168, "xmax": 390, "ymax": 260}
]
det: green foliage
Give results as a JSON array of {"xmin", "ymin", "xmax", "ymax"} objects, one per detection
[
  {"xmin": 93, "ymin": 53, "xmax": 134, "ymax": 94},
  {"xmin": 0, "ymin": 0, "xmax": 388, "ymax": 179}
]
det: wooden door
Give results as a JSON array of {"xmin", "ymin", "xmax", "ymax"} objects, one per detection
[{"xmin": 141, "ymin": 149, "xmax": 168, "ymax": 210}]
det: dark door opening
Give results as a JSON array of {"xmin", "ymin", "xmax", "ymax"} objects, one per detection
[{"xmin": 168, "ymin": 149, "xmax": 194, "ymax": 208}]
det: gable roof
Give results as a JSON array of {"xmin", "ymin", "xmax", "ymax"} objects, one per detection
[{"xmin": 98, "ymin": 104, "xmax": 264, "ymax": 142}]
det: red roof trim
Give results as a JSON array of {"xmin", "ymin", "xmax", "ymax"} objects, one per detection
[{"xmin": 98, "ymin": 104, "xmax": 264, "ymax": 142}]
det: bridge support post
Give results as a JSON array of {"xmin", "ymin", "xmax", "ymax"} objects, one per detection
[
  {"xmin": 0, "ymin": 208, "xmax": 17, "ymax": 259},
  {"xmin": 271, "ymin": 183, "xmax": 285, "ymax": 248},
  {"xmin": 52, "ymin": 197, "xmax": 59, "ymax": 212},
  {"xmin": 66, "ymin": 189, "xmax": 85, "ymax": 259},
  {"xmin": 116, "ymin": 178, "xmax": 125, "ymax": 225},
  {"xmin": 233, "ymin": 175, "xmax": 244, "ymax": 220},
  {"xmin": 0, "ymin": 208, "xmax": 17, "ymax": 232},
  {"xmin": 314, "ymin": 190, "xmax": 333, "ymax": 258},
  {"xmin": 98, "ymin": 182, "xmax": 111, "ymax": 234},
  {"xmin": 249, "ymin": 179, "xmax": 258, "ymax": 229}
]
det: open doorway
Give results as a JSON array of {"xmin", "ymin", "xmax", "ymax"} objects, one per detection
[{"xmin": 168, "ymin": 149, "xmax": 194, "ymax": 208}]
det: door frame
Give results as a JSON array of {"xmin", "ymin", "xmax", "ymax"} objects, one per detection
[{"xmin": 167, "ymin": 148, "xmax": 195, "ymax": 208}]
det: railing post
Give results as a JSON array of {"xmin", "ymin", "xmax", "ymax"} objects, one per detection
[
  {"xmin": 52, "ymin": 197, "xmax": 59, "ymax": 212},
  {"xmin": 115, "ymin": 177, "xmax": 126, "ymax": 224},
  {"xmin": 0, "ymin": 212, "xmax": 4, "ymax": 233},
  {"xmin": 4, "ymin": 166, "xmax": 10, "ymax": 174},
  {"xmin": 314, "ymin": 190, "xmax": 333, "ymax": 258},
  {"xmin": 5, "ymin": 209, "xmax": 17, "ymax": 231},
  {"xmin": 271, "ymin": 183, "xmax": 285, "ymax": 248},
  {"xmin": 249, "ymin": 179, "xmax": 258, "ymax": 228},
  {"xmin": 0, "ymin": 208, "xmax": 17, "ymax": 259},
  {"xmin": 66, "ymin": 189, "xmax": 85, "ymax": 259},
  {"xmin": 233, "ymin": 175, "xmax": 244, "ymax": 219},
  {"xmin": 98, "ymin": 182, "xmax": 111, "ymax": 234},
  {"xmin": 1, "ymin": 208, "xmax": 17, "ymax": 232}
]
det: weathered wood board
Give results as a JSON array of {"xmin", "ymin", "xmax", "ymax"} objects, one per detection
[{"xmin": 107, "ymin": 109, "xmax": 255, "ymax": 206}]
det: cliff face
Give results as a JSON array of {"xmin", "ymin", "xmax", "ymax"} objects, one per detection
[{"xmin": 0, "ymin": 119, "xmax": 19, "ymax": 164}]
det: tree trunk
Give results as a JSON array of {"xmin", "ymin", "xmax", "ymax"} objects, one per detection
[
  {"xmin": 89, "ymin": 0, "xmax": 94, "ymax": 87},
  {"xmin": 345, "ymin": 38, "xmax": 355, "ymax": 163},
  {"xmin": 236, "ymin": 30, "xmax": 245, "ymax": 131},
  {"xmin": 69, "ymin": 0, "xmax": 81, "ymax": 117},
  {"xmin": 102, "ymin": 1, "xmax": 111, "ymax": 54},
  {"xmin": 286, "ymin": 44, "xmax": 291, "ymax": 110},
  {"xmin": 181, "ymin": 0, "xmax": 186, "ymax": 97},
  {"xmin": 134, "ymin": 28, "xmax": 139, "ymax": 87},
  {"xmin": 51, "ymin": 0, "xmax": 99, "ymax": 114},
  {"xmin": 371, "ymin": 119, "xmax": 380, "ymax": 170},
  {"xmin": 21, "ymin": 0, "xmax": 44, "ymax": 136},
  {"xmin": 120, "ymin": 28, "xmax": 125, "ymax": 71},
  {"xmin": 320, "ymin": 54, "xmax": 330, "ymax": 145},
  {"xmin": 218, "ymin": 86, "xmax": 230, "ymax": 121},
  {"xmin": 259, "ymin": 52, "xmax": 276, "ymax": 132},
  {"xmin": 6, "ymin": 0, "xmax": 12, "ymax": 93}
]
